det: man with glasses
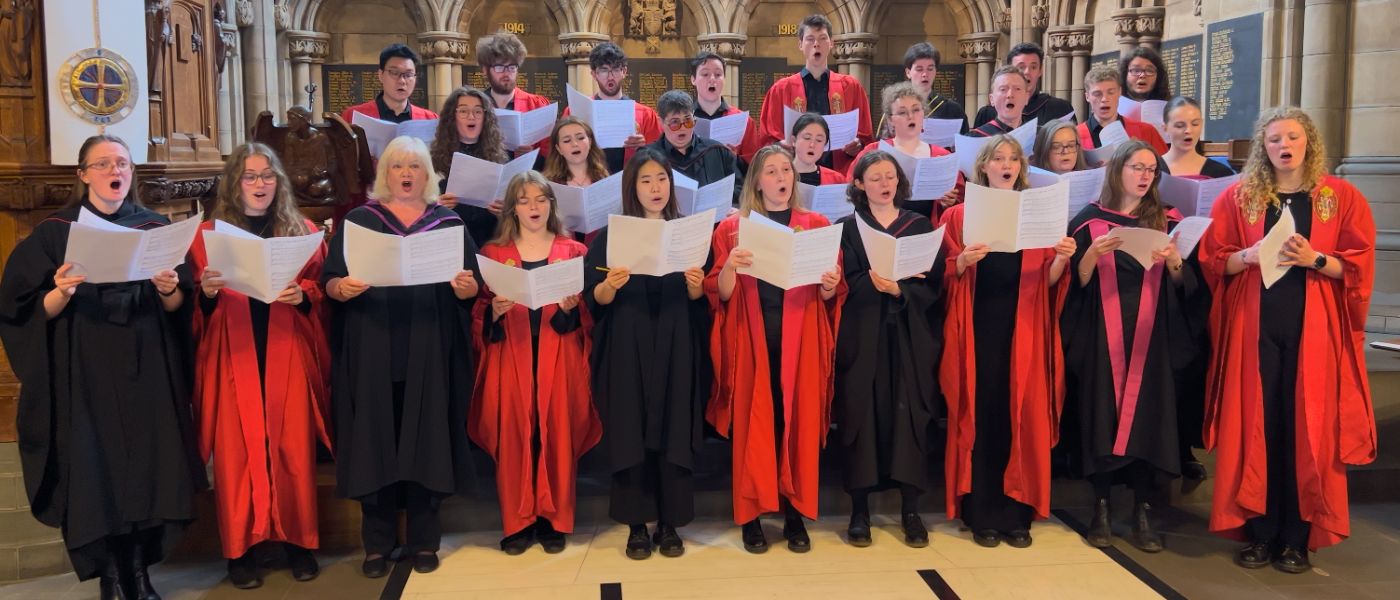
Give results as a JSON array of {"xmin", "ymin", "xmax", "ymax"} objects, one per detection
[
  {"xmin": 973, "ymin": 43, "xmax": 1076, "ymax": 129},
  {"xmin": 1077, "ymin": 65, "xmax": 1167, "ymax": 159},
  {"xmin": 476, "ymin": 32, "xmax": 553, "ymax": 156},
  {"xmin": 876, "ymin": 42, "xmax": 968, "ymax": 142},
  {"xmin": 561, "ymin": 42, "xmax": 662, "ymax": 173},
  {"xmin": 339, "ymin": 43, "xmax": 438, "ymax": 126},
  {"xmin": 648, "ymin": 90, "xmax": 744, "ymax": 205},
  {"xmin": 759, "ymin": 14, "xmax": 873, "ymax": 174}
]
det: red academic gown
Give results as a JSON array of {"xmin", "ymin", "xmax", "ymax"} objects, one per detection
[
  {"xmin": 470, "ymin": 237, "xmax": 602, "ymax": 537},
  {"xmin": 556, "ymin": 99, "xmax": 664, "ymax": 166},
  {"xmin": 847, "ymin": 139, "xmax": 966, "ymax": 221},
  {"xmin": 190, "ymin": 220, "xmax": 331, "ymax": 559},
  {"xmin": 335, "ymin": 100, "xmax": 439, "ymax": 224},
  {"xmin": 1198, "ymin": 177, "xmax": 1376, "ymax": 550},
  {"xmin": 1077, "ymin": 116, "xmax": 1168, "ymax": 156},
  {"xmin": 937, "ymin": 204, "xmax": 1068, "ymax": 521},
  {"xmin": 716, "ymin": 104, "xmax": 766, "ymax": 164},
  {"xmin": 759, "ymin": 71, "xmax": 873, "ymax": 174},
  {"xmin": 814, "ymin": 166, "xmax": 846, "ymax": 185},
  {"xmin": 704, "ymin": 211, "xmax": 846, "ymax": 524}
]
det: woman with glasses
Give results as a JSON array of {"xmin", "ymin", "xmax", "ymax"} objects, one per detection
[
  {"xmin": 0, "ymin": 135, "xmax": 204, "ymax": 600},
  {"xmin": 1031, "ymin": 121, "xmax": 1088, "ymax": 174},
  {"xmin": 190, "ymin": 143, "xmax": 329, "ymax": 589},
  {"xmin": 646, "ymin": 90, "xmax": 744, "ymax": 206},
  {"xmin": 431, "ymin": 86, "xmax": 511, "ymax": 247},
  {"xmin": 848, "ymin": 82, "xmax": 961, "ymax": 220},
  {"xmin": 1063, "ymin": 140, "xmax": 1194, "ymax": 553},
  {"xmin": 1119, "ymin": 47, "xmax": 1172, "ymax": 103}
]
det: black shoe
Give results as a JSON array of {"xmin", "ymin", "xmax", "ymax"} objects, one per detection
[
  {"xmin": 1273, "ymin": 546, "xmax": 1311, "ymax": 574},
  {"xmin": 227, "ymin": 555, "xmax": 263, "ymax": 589},
  {"xmin": 1003, "ymin": 529, "xmax": 1033, "ymax": 548},
  {"xmin": 973, "ymin": 529, "xmax": 1001, "ymax": 548},
  {"xmin": 361, "ymin": 554, "xmax": 390, "ymax": 578},
  {"xmin": 500, "ymin": 526, "xmax": 535, "ymax": 555},
  {"xmin": 1086, "ymin": 498, "xmax": 1112, "ymax": 548},
  {"xmin": 1128, "ymin": 502, "xmax": 1163, "ymax": 553},
  {"xmin": 412, "ymin": 551, "xmax": 440, "ymax": 574},
  {"xmin": 1182, "ymin": 460, "xmax": 1208, "ymax": 481},
  {"xmin": 741, "ymin": 519, "xmax": 768, "ymax": 554},
  {"xmin": 99, "ymin": 574, "xmax": 127, "ymax": 600},
  {"xmin": 901, "ymin": 513, "xmax": 929, "ymax": 548},
  {"xmin": 129, "ymin": 547, "xmax": 161, "ymax": 600},
  {"xmin": 783, "ymin": 516, "xmax": 811, "ymax": 553},
  {"xmin": 847, "ymin": 512, "xmax": 872, "ymax": 547},
  {"xmin": 626, "ymin": 524, "xmax": 654, "ymax": 560},
  {"xmin": 536, "ymin": 519, "xmax": 567, "ymax": 554},
  {"xmin": 653, "ymin": 523, "xmax": 685, "ymax": 558},
  {"xmin": 1236, "ymin": 543, "xmax": 1271, "ymax": 569},
  {"xmin": 285, "ymin": 545, "xmax": 319, "ymax": 582}
]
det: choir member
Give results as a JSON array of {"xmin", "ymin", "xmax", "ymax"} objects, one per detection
[
  {"xmin": 0, "ymin": 135, "xmax": 204, "ymax": 600},
  {"xmin": 191, "ymin": 143, "xmax": 329, "ymax": 588},
  {"xmin": 1064, "ymin": 141, "xmax": 1197, "ymax": 553},
  {"xmin": 1120, "ymin": 47, "xmax": 1172, "ymax": 103},
  {"xmin": 432, "ymin": 86, "xmax": 510, "ymax": 247},
  {"xmin": 705, "ymin": 145, "xmax": 845, "ymax": 554},
  {"xmin": 849, "ymin": 82, "xmax": 961, "ymax": 220},
  {"xmin": 973, "ymin": 43, "xmax": 1075, "ymax": 128},
  {"xmin": 691, "ymin": 50, "xmax": 764, "ymax": 165},
  {"xmin": 878, "ymin": 42, "xmax": 968, "ymax": 140},
  {"xmin": 1199, "ymin": 107, "xmax": 1376, "ymax": 573},
  {"xmin": 834, "ymin": 151, "xmax": 943, "ymax": 548},
  {"xmin": 562, "ymin": 42, "xmax": 663, "ymax": 173},
  {"xmin": 969, "ymin": 66, "xmax": 1031, "ymax": 137},
  {"xmin": 758, "ymin": 14, "xmax": 873, "ymax": 173},
  {"xmin": 648, "ymin": 90, "xmax": 743, "ymax": 204},
  {"xmin": 1079, "ymin": 66, "xmax": 1169, "ymax": 158},
  {"xmin": 585, "ymin": 149, "xmax": 711, "ymax": 560},
  {"xmin": 471, "ymin": 171, "xmax": 601, "ymax": 555},
  {"xmin": 1162, "ymin": 96, "xmax": 1236, "ymax": 179},
  {"xmin": 542, "ymin": 117, "xmax": 612, "ymax": 187},
  {"xmin": 1031, "ymin": 120, "xmax": 1088, "ymax": 174},
  {"xmin": 937, "ymin": 135, "xmax": 1075, "ymax": 548},
  {"xmin": 476, "ymin": 31, "xmax": 553, "ymax": 156},
  {"xmin": 322, "ymin": 136, "xmax": 480, "ymax": 578},
  {"xmin": 791, "ymin": 113, "xmax": 848, "ymax": 186}
]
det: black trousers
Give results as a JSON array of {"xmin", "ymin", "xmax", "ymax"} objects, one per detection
[
  {"xmin": 1244, "ymin": 330, "xmax": 1311, "ymax": 549},
  {"xmin": 360, "ymin": 481, "xmax": 442, "ymax": 556},
  {"xmin": 1090, "ymin": 459, "xmax": 1155, "ymax": 504},
  {"xmin": 610, "ymin": 451, "xmax": 695, "ymax": 527}
]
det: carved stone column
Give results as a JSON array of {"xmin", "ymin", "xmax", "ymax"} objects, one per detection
[
  {"xmin": 559, "ymin": 32, "xmax": 611, "ymax": 95},
  {"xmin": 831, "ymin": 33, "xmax": 878, "ymax": 90},
  {"xmin": 218, "ymin": 20, "xmax": 244, "ymax": 153},
  {"xmin": 1112, "ymin": 6, "xmax": 1165, "ymax": 57},
  {"xmin": 418, "ymin": 31, "xmax": 470, "ymax": 112},
  {"xmin": 959, "ymin": 32, "xmax": 1000, "ymax": 114},
  {"xmin": 697, "ymin": 33, "xmax": 747, "ymax": 105},
  {"xmin": 1049, "ymin": 25, "xmax": 1094, "ymax": 120},
  {"xmin": 239, "ymin": 0, "xmax": 281, "ymax": 130},
  {"xmin": 287, "ymin": 30, "xmax": 330, "ymax": 115}
]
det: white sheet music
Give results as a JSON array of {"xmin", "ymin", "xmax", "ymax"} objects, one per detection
[
  {"xmin": 962, "ymin": 181, "xmax": 1070, "ymax": 252},
  {"xmin": 445, "ymin": 149, "xmax": 540, "ymax": 208},
  {"xmin": 1016, "ymin": 181, "xmax": 1072, "ymax": 250},
  {"xmin": 879, "ymin": 142, "xmax": 959, "ymax": 201},
  {"xmin": 1061, "ymin": 167, "xmax": 1108, "ymax": 218},
  {"xmin": 566, "ymin": 85, "xmax": 636, "ymax": 149},
  {"xmin": 350, "ymin": 113, "xmax": 438, "ymax": 158},
  {"xmin": 783, "ymin": 106, "xmax": 860, "ymax": 150},
  {"xmin": 954, "ymin": 134, "xmax": 991, "ymax": 179},
  {"xmin": 736, "ymin": 212, "xmax": 843, "ymax": 289},
  {"xmin": 1171, "ymin": 216, "xmax": 1213, "ymax": 258},
  {"xmin": 920, "ymin": 118, "xmax": 964, "ymax": 148},
  {"xmin": 856, "ymin": 216, "xmax": 944, "ymax": 280},
  {"xmin": 64, "ymin": 208, "xmax": 202, "ymax": 284},
  {"xmin": 476, "ymin": 254, "xmax": 584, "ymax": 309},
  {"xmin": 552, "ymin": 171, "xmax": 623, "ymax": 234},
  {"xmin": 796, "ymin": 182, "xmax": 853, "ymax": 223},
  {"xmin": 1010, "ymin": 120, "xmax": 1038, "ymax": 156},
  {"xmin": 1159, "ymin": 173, "xmax": 1241, "ymax": 217},
  {"xmin": 1259, "ymin": 207, "xmax": 1295, "ymax": 289},
  {"xmin": 202, "ymin": 220, "xmax": 324, "ymax": 303},
  {"xmin": 605, "ymin": 210, "xmax": 715, "ymax": 276},
  {"xmin": 693, "ymin": 111, "xmax": 750, "ymax": 147},
  {"xmin": 343, "ymin": 221, "xmax": 464, "ymax": 286},
  {"xmin": 1106, "ymin": 226, "xmax": 1172, "ymax": 269},
  {"xmin": 496, "ymin": 102, "xmax": 559, "ymax": 148},
  {"xmin": 674, "ymin": 173, "xmax": 735, "ymax": 222}
]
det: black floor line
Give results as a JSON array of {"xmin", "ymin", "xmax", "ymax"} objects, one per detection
[
  {"xmin": 917, "ymin": 569, "xmax": 961, "ymax": 600},
  {"xmin": 1051, "ymin": 508, "xmax": 1188, "ymax": 600},
  {"xmin": 379, "ymin": 557, "xmax": 414, "ymax": 600},
  {"xmin": 600, "ymin": 581, "xmax": 623, "ymax": 600}
]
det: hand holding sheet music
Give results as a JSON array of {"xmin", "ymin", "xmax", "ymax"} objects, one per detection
[
  {"xmin": 201, "ymin": 220, "xmax": 325, "ymax": 303},
  {"xmin": 445, "ymin": 150, "xmax": 540, "ymax": 208},
  {"xmin": 856, "ymin": 217, "xmax": 945, "ymax": 280},
  {"xmin": 64, "ymin": 208, "xmax": 203, "ymax": 284},
  {"xmin": 962, "ymin": 181, "xmax": 1071, "ymax": 252},
  {"xmin": 350, "ymin": 113, "xmax": 438, "ymax": 158},
  {"xmin": 782, "ymin": 106, "xmax": 860, "ymax": 150},
  {"xmin": 343, "ymin": 221, "xmax": 465, "ymax": 286},
  {"xmin": 735, "ymin": 212, "xmax": 843, "ymax": 289},
  {"xmin": 552, "ymin": 171, "xmax": 624, "ymax": 234},
  {"xmin": 567, "ymin": 85, "xmax": 636, "ymax": 149},
  {"xmin": 1259, "ymin": 207, "xmax": 1295, "ymax": 289},
  {"xmin": 605, "ymin": 210, "xmax": 715, "ymax": 276},
  {"xmin": 1105, "ymin": 227, "xmax": 1173, "ymax": 269},
  {"xmin": 476, "ymin": 254, "xmax": 584, "ymax": 309}
]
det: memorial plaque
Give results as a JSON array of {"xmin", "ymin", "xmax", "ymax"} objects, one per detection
[
  {"xmin": 739, "ymin": 57, "xmax": 795, "ymax": 118},
  {"xmin": 1204, "ymin": 12, "xmax": 1263, "ymax": 140},
  {"xmin": 624, "ymin": 59, "xmax": 694, "ymax": 109},
  {"xmin": 463, "ymin": 57, "xmax": 569, "ymax": 108},
  {"xmin": 322, "ymin": 65, "xmax": 430, "ymax": 117},
  {"xmin": 1090, "ymin": 50, "xmax": 1119, "ymax": 75},
  {"xmin": 1160, "ymin": 36, "xmax": 1202, "ymax": 103},
  {"xmin": 868, "ymin": 65, "xmax": 965, "ymax": 114}
]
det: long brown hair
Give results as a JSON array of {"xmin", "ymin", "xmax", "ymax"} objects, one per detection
[
  {"xmin": 847, "ymin": 150, "xmax": 910, "ymax": 212},
  {"xmin": 211, "ymin": 143, "xmax": 310, "ymax": 237},
  {"xmin": 1237, "ymin": 106, "xmax": 1328, "ymax": 215},
  {"xmin": 621, "ymin": 148, "xmax": 679, "ymax": 219},
  {"xmin": 1097, "ymin": 140, "xmax": 1168, "ymax": 231},
  {"xmin": 489, "ymin": 170, "xmax": 567, "ymax": 245},
  {"xmin": 69, "ymin": 134, "xmax": 139, "ymax": 207},
  {"xmin": 972, "ymin": 135, "xmax": 1030, "ymax": 190},
  {"xmin": 1031, "ymin": 121, "xmax": 1087, "ymax": 172},
  {"xmin": 430, "ymin": 86, "xmax": 507, "ymax": 175},
  {"xmin": 541, "ymin": 117, "xmax": 610, "ymax": 184},
  {"xmin": 738, "ymin": 145, "xmax": 800, "ymax": 217}
]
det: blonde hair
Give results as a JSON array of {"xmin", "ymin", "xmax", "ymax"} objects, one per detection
[
  {"xmin": 370, "ymin": 136, "xmax": 442, "ymax": 204},
  {"xmin": 972, "ymin": 135, "xmax": 1030, "ymax": 190},
  {"xmin": 738, "ymin": 145, "xmax": 801, "ymax": 217},
  {"xmin": 1084, "ymin": 65, "xmax": 1119, "ymax": 90},
  {"xmin": 1237, "ymin": 106, "xmax": 1328, "ymax": 214},
  {"xmin": 212, "ymin": 143, "xmax": 310, "ymax": 237},
  {"xmin": 489, "ymin": 170, "xmax": 566, "ymax": 245}
]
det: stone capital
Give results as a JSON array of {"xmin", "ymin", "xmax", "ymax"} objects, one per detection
[
  {"xmin": 235, "ymin": 0, "xmax": 253, "ymax": 27},
  {"xmin": 220, "ymin": 22, "xmax": 240, "ymax": 59},
  {"xmin": 831, "ymin": 33, "xmax": 878, "ymax": 66},
  {"xmin": 1112, "ymin": 7, "xmax": 1165, "ymax": 43},
  {"xmin": 416, "ymin": 31, "xmax": 470, "ymax": 64},
  {"xmin": 697, "ymin": 33, "xmax": 748, "ymax": 63},
  {"xmin": 558, "ymin": 32, "xmax": 611, "ymax": 64},
  {"xmin": 1030, "ymin": 0, "xmax": 1050, "ymax": 31},
  {"xmin": 286, "ymin": 30, "xmax": 330, "ymax": 63},
  {"xmin": 272, "ymin": 0, "xmax": 290, "ymax": 32},
  {"xmin": 1047, "ymin": 25, "xmax": 1095, "ymax": 57},
  {"xmin": 958, "ymin": 32, "xmax": 1000, "ymax": 63}
]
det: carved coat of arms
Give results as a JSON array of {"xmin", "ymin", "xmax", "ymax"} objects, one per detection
[{"xmin": 625, "ymin": 0, "xmax": 678, "ymax": 54}]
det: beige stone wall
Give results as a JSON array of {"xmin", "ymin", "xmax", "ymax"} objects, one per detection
[
  {"xmin": 324, "ymin": 0, "xmax": 419, "ymax": 64},
  {"xmin": 461, "ymin": 0, "xmax": 561, "ymax": 62},
  {"xmin": 869, "ymin": 0, "xmax": 966, "ymax": 67},
  {"xmin": 747, "ymin": 0, "xmax": 824, "ymax": 64}
]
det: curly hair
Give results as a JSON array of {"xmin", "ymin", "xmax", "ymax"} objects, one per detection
[
  {"xmin": 476, "ymin": 32, "xmax": 527, "ymax": 68},
  {"xmin": 881, "ymin": 81, "xmax": 927, "ymax": 126},
  {"xmin": 1237, "ymin": 106, "xmax": 1328, "ymax": 214},
  {"xmin": 1119, "ymin": 47, "xmax": 1172, "ymax": 102},
  {"xmin": 430, "ymin": 86, "xmax": 507, "ymax": 175},
  {"xmin": 212, "ymin": 142, "xmax": 310, "ymax": 237}
]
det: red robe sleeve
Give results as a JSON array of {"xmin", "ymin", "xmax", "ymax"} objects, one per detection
[
  {"xmin": 818, "ymin": 166, "xmax": 847, "ymax": 185},
  {"xmin": 758, "ymin": 75, "xmax": 803, "ymax": 146}
]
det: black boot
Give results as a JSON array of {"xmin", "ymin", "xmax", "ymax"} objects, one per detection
[
  {"xmin": 128, "ymin": 540, "xmax": 161, "ymax": 600},
  {"xmin": 782, "ymin": 515, "xmax": 811, "ymax": 553},
  {"xmin": 625, "ymin": 524, "xmax": 653, "ymax": 560},
  {"xmin": 99, "ymin": 553, "xmax": 132, "ymax": 600},
  {"xmin": 653, "ymin": 522, "xmax": 684, "ymax": 558},
  {"xmin": 741, "ymin": 519, "xmax": 768, "ymax": 554},
  {"xmin": 846, "ymin": 512, "xmax": 872, "ymax": 547},
  {"xmin": 285, "ymin": 544, "xmax": 320, "ymax": 582},
  {"xmin": 901, "ymin": 513, "xmax": 929, "ymax": 548},
  {"xmin": 227, "ymin": 553, "xmax": 263, "ymax": 589},
  {"xmin": 1128, "ymin": 502, "xmax": 1163, "ymax": 553},
  {"xmin": 1086, "ymin": 498, "xmax": 1112, "ymax": 548}
]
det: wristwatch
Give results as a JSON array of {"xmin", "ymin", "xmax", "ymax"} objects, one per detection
[{"xmin": 1313, "ymin": 254, "xmax": 1328, "ymax": 270}]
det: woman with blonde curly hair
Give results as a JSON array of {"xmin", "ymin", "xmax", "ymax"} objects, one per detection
[{"xmin": 1198, "ymin": 107, "xmax": 1376, "ymax": 574}]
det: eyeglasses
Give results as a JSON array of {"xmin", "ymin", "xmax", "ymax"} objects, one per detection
[
  {"xmin": 489, "ymin": 64, "xmax": 520, "ymax": 74},
  {"xmin": 1050, "ymin": 142, "xmax": 1080, "ymax": 154},
  {"xmin": 83, "ymin": 159, "xmax": 132, "ymax": 173},
  {"xmin": 665, "ymin": 115, "xmax": 696, "ymax": 131},
  {"xmin": 594, "ymin": 66, "xmax": 624, "ymax": 77},
  {"xmin": 455, "ymin": 108, "xmax": 486, "ymax": 118},
  {"xmin": 1125, "ymin": 163, "xmax": 1159, "ymax": 176},
  {"xmin": 240, "ymin": 171, "xmax": 278, "ymax": 184},
  {"xmin": 891, "ymin": 109, "xmax": 924, "ymax": 120},
  {"xmin": 1127, "ymin": 68, "xmax": 1158, "ymax": 77},
  {"xmin": 383, "ymin": 69, "xmax": 417, "ymax": 81}
]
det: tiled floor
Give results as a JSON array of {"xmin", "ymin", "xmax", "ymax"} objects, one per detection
[{"xmin": 4, "ymin": 503, "xmax": 1397, "ymax": 599}]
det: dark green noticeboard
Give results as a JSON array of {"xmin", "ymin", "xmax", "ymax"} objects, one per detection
[
  {"xmin": 1204, "ymin": 12, "xmax": 1263, "ymax": 140},
  {"xmin": 1159, "ymin": 36, "xmax": 1203, "ymax": 104},
  {"xmin": 322, "ymin": 64, "xmax": 430, "ymax": 116}
]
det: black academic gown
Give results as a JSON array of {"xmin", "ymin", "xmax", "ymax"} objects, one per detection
[
  {"xmin": 834, "ymin": 209, "xmax": 942, "ymax": 492},
  {"xmin": 322, "ymin": 203, "xmax": 479, "ymax": 504},
  {"xmin": 584, "ymin": 227, "xmax": 712, "ymax": 525},
  {"xmin": 1062, "ymin": 205, "xmax": 1197, "ymax": 482},
  {"xmin": 0, "ymin": 200, "xmax": 204, "ymax": 580}
]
